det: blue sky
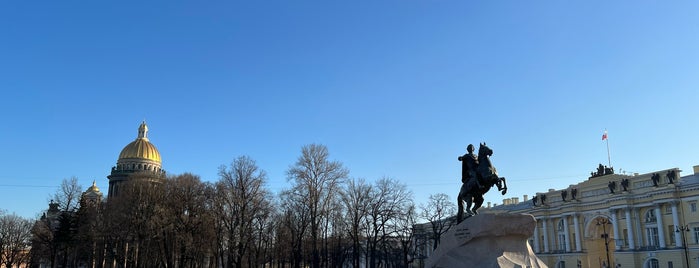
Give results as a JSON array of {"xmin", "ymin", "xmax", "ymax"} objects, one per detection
[{"xmin": 1, "ymin": 1, "xmax": 698, "ymax": 219}]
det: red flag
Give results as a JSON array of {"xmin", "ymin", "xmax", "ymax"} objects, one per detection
[{"xmin": 602, "ymin": 130, "xmax": 608, "ymax": 140}]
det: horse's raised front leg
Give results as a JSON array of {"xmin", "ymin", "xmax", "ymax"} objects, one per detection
[{"xmin": 498, "ymin": 177, "xmax": 507, "ymax": 195}]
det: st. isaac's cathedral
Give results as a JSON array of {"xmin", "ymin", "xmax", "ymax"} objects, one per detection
[
  {"xmin": 106, "ymin": 121, "xmax": 165, "ymax": 198},
  {"xmin": 72, "ymin": 121, "xmax": 166, "ymax": 204},
  {"xmin": 36, "ymin": 121, "xmax": 167, "ymax": 267}
]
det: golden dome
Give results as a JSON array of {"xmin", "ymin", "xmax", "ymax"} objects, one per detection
[
  {"xmin": 118, "ymin": 121, "xmax": 162, "ymax": 163},
  {"xmin": 86, "ymin": 180, "xmax": 101, "ymax": 193}
]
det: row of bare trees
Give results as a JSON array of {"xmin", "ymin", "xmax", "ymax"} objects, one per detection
[
  {"xmin": 0, "ymin": 211, "xmax": 33, "ymax": 268},
  {"xmin": 23, "ymin": 144, "xmax": 455, "ymax": 268}
]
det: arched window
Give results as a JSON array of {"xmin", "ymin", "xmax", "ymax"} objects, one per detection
[
  {"xmin": 645, "ymin": 258, "xmax": 659, "ymax": 268},
  {"xmin": 555, "ymin": 260, "xmax": 565, "ymax": 268},
  {"xmin": 645, "ymin": 209, "xmax": 657, "ymax": 223}
]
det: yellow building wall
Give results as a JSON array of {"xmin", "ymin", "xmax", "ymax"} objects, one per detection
[{"xmin": 486, "ymin": 168, "xmax": 699, "ymax": 268}]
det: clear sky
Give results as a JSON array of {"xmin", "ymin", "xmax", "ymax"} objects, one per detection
[{"xmin": 1, "ymin": 1, "xmax": 698, "ymax": 219}]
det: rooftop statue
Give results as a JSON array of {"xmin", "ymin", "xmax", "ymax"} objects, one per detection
[{"xmin": 457, "ymin": 143, "xmax": 507, "ymax": 223}]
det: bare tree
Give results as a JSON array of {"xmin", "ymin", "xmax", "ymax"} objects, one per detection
[
  {"xmin": 160, "ymin": 173, "xmax": 216, "ymax": 268},
  {"xmin": 393, "ymin": 203, "xmax": 416, "ymax": 267},
  {"xmin": 287, "ymin": 144, "xmax": 348, "ymax": 268},
  {"xmin": 53, "ymin": 177, "xmax": 82, "ymax": 212},
  {"xmin": 103, "ymin": 178, "xmax": 166, "ymax": 267},
  {"xmin": 29, "ymin": 177, "xmax": 83, "ymax": 267},
  {"xmin": 0, "ymin": 213, "xmax": 33, "ymax": 268},
  {"xmin": 278, "ymin": 189, "xmax": 310, "ymax": 268},
  {"xmin": 215, "ymin": 155, "xmax": 272, "ymax": 268},
  {"xmin": 29, "ymin": 210, "xmax": 57, "ymax": 268},
  {"xmin": 420, "ymin": 193, "xmax": 456, "ymax": 250},
  {"xmin": 364, "ymin": 177, "xmax": 413, "ymax": 268},
  {"xmin": 341, "ymin": 178, "xmax": 372, "ymax": 268}
]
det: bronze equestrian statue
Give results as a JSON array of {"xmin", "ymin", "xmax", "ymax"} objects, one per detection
[{"xmin": 457, "ymin": 143, "xmax": 507, "ymax": 223}]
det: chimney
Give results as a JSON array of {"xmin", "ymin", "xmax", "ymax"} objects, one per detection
[
  {"xmin": 487, "ymin": 202, "xmax": 491, "ymax": 208},
  {"xmin": 694, "ymin": 165, "xmax": 699, "ymax": 175},
  {"xmin": 523, "ymin": 194, "xmax": 529, "ymax": 202},
  {"xmin": 513, "ymin": 197, "xmax": 519, "ymax": 203}
]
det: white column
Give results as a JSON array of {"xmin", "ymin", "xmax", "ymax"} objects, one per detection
[
  {"xmin": 573, "ymin": 213, "xmax": 582, "ymax": 252},
  {"xmin": 655, "ymin": 205, "xmax": 667, "ymax": 248},
  {"xmin": 625, "ymin": 208, "xmax": 636, "ymax": 249},
  {"xmin": 672, "ymin": 201, "xmax": 682, "ymax": 247},
  {"xmin": 542, "ymin": 218, "xmax": 550, "ymax": 253},
  {"xmin": 563, "ymin": 215, "xmax": 571, "ymax": 252},
  {"xmin": 533, "ymin": 220, "xmax": 541, "ymax": 253},
  {"xmin": 610, "ymin": 209, "xmax": 621, "ymax": 250}
]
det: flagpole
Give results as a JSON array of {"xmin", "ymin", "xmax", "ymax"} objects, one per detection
[
  {"xmin": 604, "ymin": 129, "xmax": 611, "ymax": 167},
  {"xmin": 606, "ymin": 136, "xmax": 611, "ymax": 167}
]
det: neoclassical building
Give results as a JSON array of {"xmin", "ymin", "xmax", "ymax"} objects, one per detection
[
  {"xmin": 485, "ymin": 166, "xmax": 699, "ymax": 268},
  {"xmin": 412, "ymin": 165, "xmax": 699, "ymax": 268},
  {"xmin": 106, "ymin": 121, "xmax": 165, "ymax": 198}
]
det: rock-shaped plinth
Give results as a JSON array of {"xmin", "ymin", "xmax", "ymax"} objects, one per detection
[{"xmin": 425, "ymin": 213, "xmax": 547, "ymax": 268}]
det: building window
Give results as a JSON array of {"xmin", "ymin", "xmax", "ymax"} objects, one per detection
[
  {"xmin": 669, "ymin": 225, "xmax": 676, "ymax": 245},
  {"xmin": 645, "ymin": 210, "xmax": 657, "ymax": 223},
  {"xmin": 557, "ymin": 220, "xmax": 566, "ymax": 251},
  {"xmin": 646, "ymin": 259, "xmax": 659, "ymax": 268},
  {"xmin": 556, "ymin": 261, "xmax": 565, "ymax": 268},
  {"xmin": 665, "ymin": 205, "xmax": 672, "ymax": 214},
  {"xmin": 691, "ymin": 203, "xmax": 697, "ymax": 213},
  {"xmin": 647, "ymin": 227, "xmax": 659, "ymax": 247},
  {"xmin": 693, "ymin": 227, "xmax": 699, "ymax": 244},
  {"xmin": 558, "ymin": 234, "xmax": 566, "ymax": 251},
  {"xmin": 623, "ymin": 229, "xmax": 629, "ymax": 246}
]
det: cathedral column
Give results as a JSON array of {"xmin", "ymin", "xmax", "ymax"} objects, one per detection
[
  {"xmin": 610, "ymin": 209, "xmax": 621, "ymax": 250},
  {"xmin": 625, "ymin": 208, "xmax": 636, "ymax": 249},
  {"xmin": 533, "ymin": 219, "xmax": 541, "ymax": 253},
  {"xmin": 573, "ymin": 213, "xmax": 582, "ymax": 251},
  {"xmin": 655, "ymin": 205, "xmax": 667, "ymax": 248},
  {"xmin": 562, "ymin": 215, "xmax": 571, "ymax": 252},
  {"xmin": 672, "ymin": 201, "xmax": 682, "ymax": 247},
  {"xmin": 542, "ymin": 218, "xmax": 550, "ymax": 253}
]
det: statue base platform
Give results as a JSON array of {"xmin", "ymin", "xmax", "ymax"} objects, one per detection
[{"xmin": 425, "ymin": 213, "xmax": 547, "ymax": 268}]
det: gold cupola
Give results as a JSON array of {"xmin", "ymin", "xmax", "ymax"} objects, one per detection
[
  {"xmin": 87, "ymin": 180, "xmax": 101, "ymax": 193},
  {"xmin": 108, "ymin": 121, "xmax": 165, "ymax": 198},
  {"xmin": 117, "ymin": 121, "xmax": 162, "ymax": 163}
]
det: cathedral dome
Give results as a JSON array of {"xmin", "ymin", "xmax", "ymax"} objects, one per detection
[
  {"xmin": 82, "ymin": 180, "xmax": 103, "ymax": 205},
  {"xmin": 86, "ymin": 180, "xmax": 101, "ymax": 193},
  {"xmin": 117, "ymin": 121, "xmax": 161, "ymax": 163}
]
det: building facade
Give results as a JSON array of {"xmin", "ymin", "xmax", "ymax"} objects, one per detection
[{"xmin": 485, "ymin": 166, "xmax": 699, "ymax": 268}]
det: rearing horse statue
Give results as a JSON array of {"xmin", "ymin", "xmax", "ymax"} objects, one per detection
[{"xmin": 457, "ymin": 143, "xmax": 507, "ymax": 223}]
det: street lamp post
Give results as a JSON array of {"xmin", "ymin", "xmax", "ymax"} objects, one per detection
[
  {"xmin": 597, "ymin": 218, "xmax": 612, "ymax": 268},
  {"xmin": 676, "ymin": 225, "xmax": 690, "ymax": 268}
]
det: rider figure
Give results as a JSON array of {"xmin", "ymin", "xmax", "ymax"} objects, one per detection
[{"xmin": 458, "ymin": 144, "xmax": 482, "ymax": 190}]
